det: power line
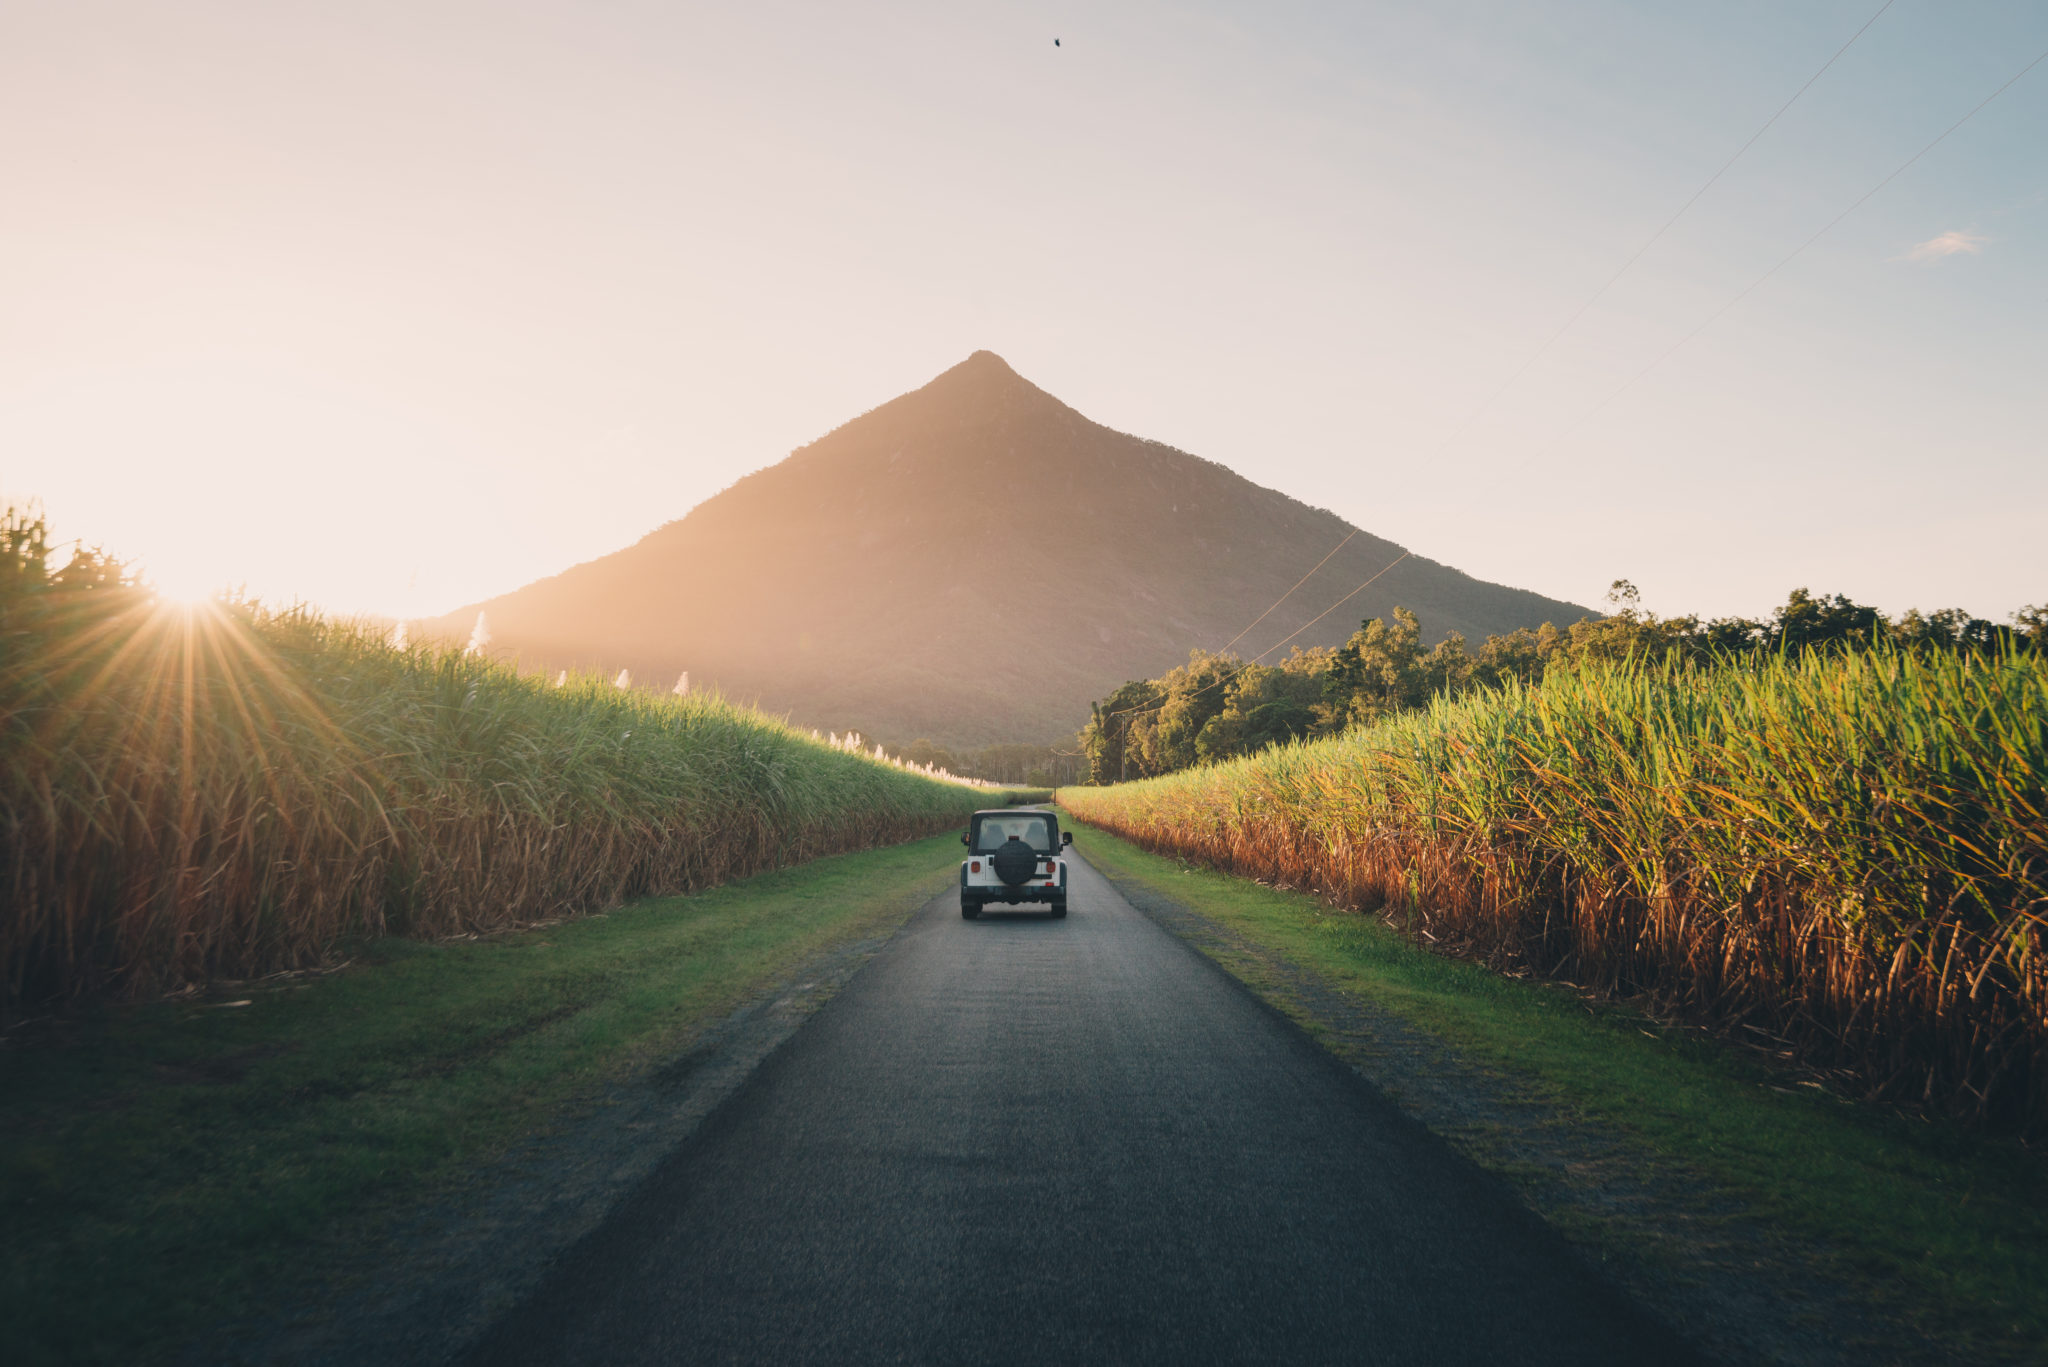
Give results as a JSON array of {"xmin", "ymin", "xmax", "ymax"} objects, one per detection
[
  {"xmin": 1105, "ymin": 546, "xmax": 1412, "ymax": 782},
  {"xmin": 1103, "ymin": 549, "xmax": 1413, "ymax": 722},
  {"xmin": 1215, "ymin": 527, "xmax": 1358, "ymax": 657},
  {"xmin": 1512, "ymin": 39, "xmax": 2048, "ymax": 475},
  {"xmin": 1243, "ymin": 550, "xmax": 1412, "ymax": 667},
  {"xmin": 1089, "ymin": 522, "xmax": 1363, "ymax": 733},
  {"xmin": 1426, "ymin": 0, "xmax": 1898, "ymax": 460}
]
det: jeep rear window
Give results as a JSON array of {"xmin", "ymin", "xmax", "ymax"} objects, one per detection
[{"xmin": 974, "ymin": 815, "xmax": 1055, "ymax": 853}]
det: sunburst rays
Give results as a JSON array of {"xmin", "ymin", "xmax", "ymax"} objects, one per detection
[{"xmin": 1, "ymin": 507, "xmax": 986, "ymax": 1005}]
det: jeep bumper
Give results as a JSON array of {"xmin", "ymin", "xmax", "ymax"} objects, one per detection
[{"xmin": 961, "ymin": 860, "xmax": 1068, "ymax": 904}]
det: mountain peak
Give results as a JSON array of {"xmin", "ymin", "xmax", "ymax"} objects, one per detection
[
  {"xmin": 880, "ymin": 349, "xmax": 1063, "ymax": 428},
  {"xmin": 430, "ymin": 360, "xmax": 1592, "ymax": 746},
  {"xmin": 926, "ymin": 349, "xmax": 1025, "ymax": 390}
]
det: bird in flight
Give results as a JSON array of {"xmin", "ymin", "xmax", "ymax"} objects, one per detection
[{"xmin": 1054, "ymin": 38, "xmax": 1060, "ymax": 47}]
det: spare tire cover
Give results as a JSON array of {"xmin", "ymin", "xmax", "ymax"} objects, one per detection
[{"xmin": 991, "ymin": 838, "xmax": 1038, "ymax": 887}]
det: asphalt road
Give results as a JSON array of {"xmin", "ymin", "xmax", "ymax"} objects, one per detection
[{"xmin": 465, "ymin": 848, "xmax": 1693, "ymax": 1366}]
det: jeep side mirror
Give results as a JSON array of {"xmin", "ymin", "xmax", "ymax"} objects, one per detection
[
  {"xmin": 961, "ymin": 832, "xmax": 970, "ymax": 845},
  {"xmin": 1062, "ymin": 831, "xmax": 1073, "ymax": 846}
]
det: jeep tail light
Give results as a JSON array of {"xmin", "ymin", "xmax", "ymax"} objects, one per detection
[{"xmin": 970, "ymin": 860, "xmax": 981, "ymax": 873}]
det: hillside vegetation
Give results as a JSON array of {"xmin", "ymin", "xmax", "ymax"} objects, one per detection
[
  {"xmin": 422, "ymin": 351, "xmax": 1588, "ymax": 747},
  {"xmin": 0, "ymin": 509, "xmax": 991, "ymax": 1007},
  {"xmin": 1062, "ymin": 644, "xmax": 2048, "ymax": 1136}
]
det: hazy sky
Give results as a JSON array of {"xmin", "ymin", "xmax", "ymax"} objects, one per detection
[{"xmin": 5, "ymin": 1, "xmax": 2043, "ymax": 623}]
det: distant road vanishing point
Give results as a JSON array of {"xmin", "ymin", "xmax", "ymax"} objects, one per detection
[{"xmin": 464, "ymin": 848, "xmax": 1691, "ymax": 1365}]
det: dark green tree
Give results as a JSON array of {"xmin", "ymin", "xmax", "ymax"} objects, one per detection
[
  {"xmin": 1323, "ymin": 607, "xmax": 1430, "ymax": 725},
  {"xmin": 1769, "ymin": 588, "xmax": 1883, "ymax": 652}
]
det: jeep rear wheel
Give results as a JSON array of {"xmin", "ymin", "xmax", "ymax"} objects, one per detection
[
  {"xmin": 1049, "ymin": 897, "xmax": 1068, "ymax": 920},
  {"xmin": 961, "ymin": 897, "xmax": 981, "ymax": 920}
]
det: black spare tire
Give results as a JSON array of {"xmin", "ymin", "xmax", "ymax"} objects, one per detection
[{"xmin": 991, "ymin": 837, "xmax": 1038, "ymax": 887}]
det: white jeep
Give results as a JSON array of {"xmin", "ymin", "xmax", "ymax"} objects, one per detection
[{"xmin": 959, "ymin": 809, "xmax": 1072, "ymax": 920}]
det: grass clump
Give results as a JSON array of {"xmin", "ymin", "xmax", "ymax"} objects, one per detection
[
  {"xmin": 1061, "ymin": 645, "xmax": 2048, "ymax": 1134},
  {"xmin": 0, "ymin": 506, "xmax": 993, "ymax": 1005}
]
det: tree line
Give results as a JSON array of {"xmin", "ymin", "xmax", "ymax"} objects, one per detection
[{"xmin": 1078, "ymin": 582, "xmax": 2047, "ymax": 784}]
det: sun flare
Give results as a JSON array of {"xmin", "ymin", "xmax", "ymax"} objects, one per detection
[{"xmin": 144, "ymin": 562, "xmax": 228, "ymax": 610}]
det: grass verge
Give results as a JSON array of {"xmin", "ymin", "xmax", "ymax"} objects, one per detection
[
  {"xmin": 1, "ymin": 834, "xmax": 963, "ymax": 1366},
  {"xmin": 1067, "ymin": 814, "xmax": 2048, "ymax": 1356}
]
